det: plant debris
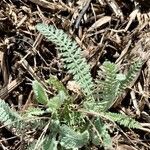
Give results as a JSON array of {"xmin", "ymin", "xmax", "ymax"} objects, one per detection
[{"xmin": 0, "ymin": 0, "xmax": 149, "ymax": 149}]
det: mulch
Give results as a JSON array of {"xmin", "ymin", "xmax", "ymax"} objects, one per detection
[{"xmin": 0, "ymin": 0, "xmax": 149, "ymax": 149}]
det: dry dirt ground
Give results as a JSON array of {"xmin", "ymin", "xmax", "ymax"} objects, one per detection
[{"xmin": 0, "ymin": 0, "xmax": 150, "ymax": 149}]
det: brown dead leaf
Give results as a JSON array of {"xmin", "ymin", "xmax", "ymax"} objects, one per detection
[
  {"xmin": 116, "ymin": 144, "xmax": 138, "ymax": 150},
  {"xmin": 66, "ymin": 80, "xmax": 82, "ymax": 96},
  {"xmin": 88, "ymin": 16, "xmax": 111, "ymax": 31}
]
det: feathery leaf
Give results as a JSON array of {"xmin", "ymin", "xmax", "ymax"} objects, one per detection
[
  {"xmin": 36, "ymin": 23, "xmax": 94, "ymax": 100},
  {"xmin": 104, "ymin": 112, "xmax": 142, "ymax": 129}
]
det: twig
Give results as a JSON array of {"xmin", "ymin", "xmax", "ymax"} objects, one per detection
[
  {"xmin": 27, "ymin": 0, "xmax": 67, "ymax": 12},
  {"xmin": 0, "ymin": 78, "xmax": 23, "ymax": 100},
  {"xmin": 105, "ymin": 0, "xmax": 124, "ymax": 21},
  {"xmin": 18, "ymin": 57, "xmax": 52, "ymax": 94},
  {"xmin": 0, "ymin": 43, "xmax": 9, "ymax": 86},
  {"xmin": 75, "ymin": 0, "xmax": 91, "ymax": 28}
]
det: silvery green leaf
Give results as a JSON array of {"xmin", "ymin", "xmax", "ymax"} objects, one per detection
[
  {"xmin": 60, "ymin": 125, "xmax": 89, "ymax": 149},
  {"xmin": 47, "ymin": 91, "xmax": 66, "ymax": 113},
  {"xmin": 93, "ymin": 118, "xmax": 112, "ymax": 148},
  {"xmin": 116, "ymin": 74, "xmax": 126, "ymax": 81},
  {"xmin": 43, "ymin": 136, "xmax": 58, "ymax": 150},
  {"xmin": 32, "ymin": 80, "xmax": 49, "ymax": 105}
]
